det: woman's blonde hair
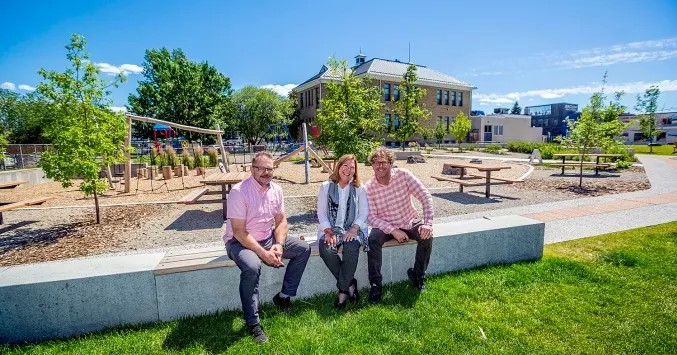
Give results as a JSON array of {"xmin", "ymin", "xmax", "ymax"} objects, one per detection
[{"xmin": 328, "ymin": 154, "xmax": 361, "ymax": 187}]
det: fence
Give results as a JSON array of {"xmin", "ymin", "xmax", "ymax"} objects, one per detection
[{"xmin": 1, "ymin": 144, "xmax": 52, "ymax": 170}]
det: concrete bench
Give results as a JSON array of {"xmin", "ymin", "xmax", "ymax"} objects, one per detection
[{"xmin": 0, "ymin": 215, "xmax": 544, "ymax": 343}]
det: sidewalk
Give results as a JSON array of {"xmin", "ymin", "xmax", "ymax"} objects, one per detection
[{"xmin": 436, "ymin": 155, "xmax": 677, "ymax": 244}]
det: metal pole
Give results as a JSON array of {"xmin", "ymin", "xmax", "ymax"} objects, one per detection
[{"xmin": 302, "ymin": 123, "xmax": 310, "ymax": 184}]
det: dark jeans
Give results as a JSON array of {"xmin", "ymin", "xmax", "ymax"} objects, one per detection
[
  {"xmin": 226, "ymin": 236, "xmax": 311, "ymax": 327},
  {"xmin": 367, "ymin": 223, "xmax": 433, "ymax": 286},
  {"xmin": 318, "ymin": 236, "xmax": 361, "ymax": 291}
]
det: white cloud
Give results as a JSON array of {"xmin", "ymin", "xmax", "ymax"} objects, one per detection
[
  {"xmin": 119, "ymin": 64, "xmax": 143, "ymax": 74},
  {"xmin": 556, "ymin": 50, "xmax": 677, "ymax": 69},
  {"xmin": 475, "ymin": 79, "xmax": 677, "ymax": 104},
  {"xmin": 1, "ymin": 82, "xmax": 16, "ymax": 90},
  {"xmin": 610, "ymin": 38, "xmax": 677, "ymax": 52},
  {"xmin": 18, "ymin": 84, "xmax": 35, "ymax": 91},
  {"xmin": 261, "ymin": 84, "xmax": 297, "ymax": 97},
  {"xmin": 96, "ymin": 62, "xmax": 144, "ymax": 75},
  {"xmin": 109, "ymin": 106, "xmax": 128, "ymax": 113}
]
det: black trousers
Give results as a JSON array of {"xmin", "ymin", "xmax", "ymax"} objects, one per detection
[{"xmin": 367, "ymin": 223, "xmax": 433, "ymax": 286}]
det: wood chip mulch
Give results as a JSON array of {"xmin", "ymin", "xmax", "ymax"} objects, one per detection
[{"xmin": 0, "ymin": 205, "xmax": 163, "ymax": 267}]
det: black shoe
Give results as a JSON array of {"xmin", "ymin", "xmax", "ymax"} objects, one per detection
[
  {"xmin": 248, "ymin": 323, "xmax": 269, "ymax": 343},
  {"xmin": 349, "ymin": 278, "xmax": 359, "ymax": 304},
  {"xmin": 368, "ymin": 284, "xmax": 382, "ymax": 304},
  {"xmin": 407, "ymin": 268, "xmax": 426, "ymax": 292},
  {"xmin": 336, "ymin": 290, "xmax": 349, "ymax": 311},
  {"xmin": 273, "ymin": 293, "xmax": 291, "ymax": 311}
]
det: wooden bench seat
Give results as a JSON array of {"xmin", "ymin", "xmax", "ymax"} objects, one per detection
[
  {"xmin": 153, "ymin": 238, "xmax": 418, "ymax": 276},
  {"xmin": 431, "ymin": 175, "xmax": 486, "ymax": 187},
  {"xmin": 0, "ymin": 180, "xmax": 28, "ymax": 189},
  {"xmin": 467, "ymin": 173, "xmax": 524, "ymax": 183},
  {"xmin": 0, "ymin": 196, "xmax": 56, "ymax": 224},
  {"xmin": 178, "ymin": 188, "xmax": 209, "ymax": 204}
]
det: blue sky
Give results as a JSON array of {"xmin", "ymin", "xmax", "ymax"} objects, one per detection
[{"xmin": 2, "ymin": 0, "xmax": 677, "ymax": 113}]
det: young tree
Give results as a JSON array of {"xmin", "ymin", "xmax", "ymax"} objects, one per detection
[
  {"xmin": 128, "ymin": 48, "xmax": 231, "ymax": 142},
  {"xmin": 511, "ymin": 101, "xmax": 522, "ymax": 115},
  {"xmin": 420, "ymin": 127, "xmax": 434, "ymax": 147},
  {"xmin": 391, "ymin": 64, "xmax": 431, "ymax": 150},
  {"xmin": 37, "ymin": 34, "xmax": 129, "ymax": 224},
  {"xmin": 434, "ymin": 119, "xmax": 446, "ymax": 148},
  {"xmin": 0, "ymin": 132, "xmax": 6, "ymax": 161},
  {"xmin": 316, "ymin": 58, "xmax": 384, "ymax": 162},
  {"xmin": 450, "ymin": 112, "xmax": 471, "ymax": 151},
  {"xmin": 561, "ymin": 73, "xmax": 626, "ymax": 187},
  {"xmin": 635, "ymin": 85, "xmax": 661, "ymax": 153},
  {"xmin": 226, "ymin": 86, "xmax": 288, "ymax": 148}
]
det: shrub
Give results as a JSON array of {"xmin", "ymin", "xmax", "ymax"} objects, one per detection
[
  {"xmin": 150, "ymin": 148, "xmax": 160, "ymax": 166},
  {"xmin": 465, "ymin": 144, "xmax": 478, "ymax": 151},
  {"xmin": 165, "ymin": 146, "xmax": 179, "ymax": 167},
  {"xmin": 425, "ymin": 147, "xmax": 433, "ymax": 154},
  {"xmin": 193, "ymin": 146, "xmax": 204, "ymax": 168},
  {"xmin": 485, "ymin": 144, "xmax": 502, "ymax": 154},
  {"xmin": 506, "ymin": 142, "xmax": 561, "ymax": 159},
  {"xmin": 408, "ymin": 142, "xmax": 419, "ymax": 151},
  {"xmin": 615, "ymin": 159, "xmax": 633, "ymax": 169},
  {"xmin": 181, "ymin": 151, "xmax": 192, "ymax": 169},
  {"xmin": 207, "ymin": 148, "xmax": 218, "ymax": 167}
]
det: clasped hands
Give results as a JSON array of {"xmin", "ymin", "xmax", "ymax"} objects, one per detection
[{"xmin": 259, "ymin": 243, "xmax": 284, "ymax": 267}]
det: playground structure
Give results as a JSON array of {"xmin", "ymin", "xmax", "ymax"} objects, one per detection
[{"xmin": 124, "ymin": 114, "xmax": 230, "ymax": 193}]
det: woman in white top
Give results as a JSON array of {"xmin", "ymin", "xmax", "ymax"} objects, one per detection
[{"xmin": 317, "ymin": 154, "xmax": 369, "ymax": 310}]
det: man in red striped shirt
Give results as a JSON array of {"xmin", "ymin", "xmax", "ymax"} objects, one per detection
[{"xmin": 364, "ymin": 147, "xmax": 434, "ymax": 303}]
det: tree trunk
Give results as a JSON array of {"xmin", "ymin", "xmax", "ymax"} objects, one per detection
[
  {"xmin": 579, "ymin": 158, "xmax": 584, "ymax": 187},
  {"xmin": 94, "ymin": 188, "xmax": 101, "ymax": 224}
]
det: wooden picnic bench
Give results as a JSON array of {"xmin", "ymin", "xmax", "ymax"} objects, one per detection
[
  {"xmin": 552, "ymin": 153, "xmax": 622, "ymax": 175},
  {"xmin": 672, "ymin": 142, "xmax": 677, "ymax": 154},
  {"xmin": 0, "ymin": 180, "xmax": 28, "ymax": 189},
  {"xmin": 0, "ymin": 196, "xmax": 56, "ymax": 224},
  {"xmin": 432, "ymin": 162, "xmax": 516, "ymax": 198},
  {"xmin": 198, "ymin": 171, "xmax": 249, "ymax": 220}
]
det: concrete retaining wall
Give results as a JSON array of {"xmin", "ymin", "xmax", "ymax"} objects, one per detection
[
  {"xmin": 0, "ymin": 215, "xmax": 543, "ymax": 343},
  {"xmin": 0, "ymin": 168, "xmax": 52, "ymax": 185}
]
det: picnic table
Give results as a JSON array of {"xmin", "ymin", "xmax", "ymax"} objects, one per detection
[
  {"xmin": 552, "ymin": 153, "xmax": 622, "ymax": 175},
  {"xmin": 188, "ymin": 171, "xmax": 249, "ymax": 220},
  {"xmin": 433, "ymin": 162, "xmax": 517, "ymax": 198}
]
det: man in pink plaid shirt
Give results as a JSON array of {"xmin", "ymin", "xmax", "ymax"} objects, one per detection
[{"xmin": 364, "ymin": 147, "xmax": 434, "ymax": 303}]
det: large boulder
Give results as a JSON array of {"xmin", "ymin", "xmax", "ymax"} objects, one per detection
[{"xmin": 407, "ymin": 156, "xmax": 426, "ymax": 164}]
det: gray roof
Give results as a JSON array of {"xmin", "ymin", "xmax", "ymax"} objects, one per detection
[
  {"xmin": 297, "ymin": 58, "xmax": 472, "ymax": 90},
  {"xmin": 355, "ymin": 59, "xmax": 472, "ymax": 88}
]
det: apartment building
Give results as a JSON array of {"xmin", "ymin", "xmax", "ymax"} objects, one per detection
[{"xmin": 295, "ymin": 54, "xmax": 474, "ymax": 146}]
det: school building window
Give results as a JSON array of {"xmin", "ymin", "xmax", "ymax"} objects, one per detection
[
  {"xmin": 436, "ymin": 90, "xmax": 442, "ymax": 105},
  {"xmin": 444, "ymin": 91, "xmax": 449, "ymax": 105},
  {"xmin": 451, "ymin": 91, "xmax": 456, "ymax": 106},
  {"xmin": 384, "ymin": 83, "xmax": 391, "ymax": 101},
  {"xmin": 459, "ymin": 92, "xmax": 463, "ymax": 106},
  {"xmin": 394, "ymin": 84, "xmax": 400, "ymax": 101}
]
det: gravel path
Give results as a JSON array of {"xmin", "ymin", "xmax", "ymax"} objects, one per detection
[{"xmin": 1, "ymin": 158, "xmax": 649, "ymax": 266}]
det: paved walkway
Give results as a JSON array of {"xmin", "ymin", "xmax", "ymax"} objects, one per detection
[{"xmin": 436, "ymin": 154, "xmax": 677, "ymax": 244}]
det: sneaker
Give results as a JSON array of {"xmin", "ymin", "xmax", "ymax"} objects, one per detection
[
  {"xmin": 248, "ymin": 323, "xmax": 269, "ymax": 343},
  {"xmin": 273, "ymin": 293, "xmax": 291, "ymax": 311},
  {"xmin": 368, "ymin": 284, "xmax": 382, "ymax": 304},
  {"xmin": 407, "ymin": 268, "xmax": 426, "ymax": 292}
]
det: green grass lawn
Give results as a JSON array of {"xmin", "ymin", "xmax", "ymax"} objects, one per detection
[
  {"xmin": 629, "ymin": 144, "xmax": 675, "ymax": 155},
  {"xmin": 4, "ymin": 224, "xmax": 677, "ymax": 354}
]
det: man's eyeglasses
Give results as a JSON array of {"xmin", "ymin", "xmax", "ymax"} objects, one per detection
[
  {"xmin": 372, "ymin": 161, "xmax": 391, "ymax": 167},
  {"xmin": 253, "ymin": 165, "xmax": 275, "ymax": 173}
]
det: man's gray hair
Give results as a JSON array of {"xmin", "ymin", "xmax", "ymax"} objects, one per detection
[{"xmin": 251, "ymin": 151, "xmax": 274, "ymax": 165}]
